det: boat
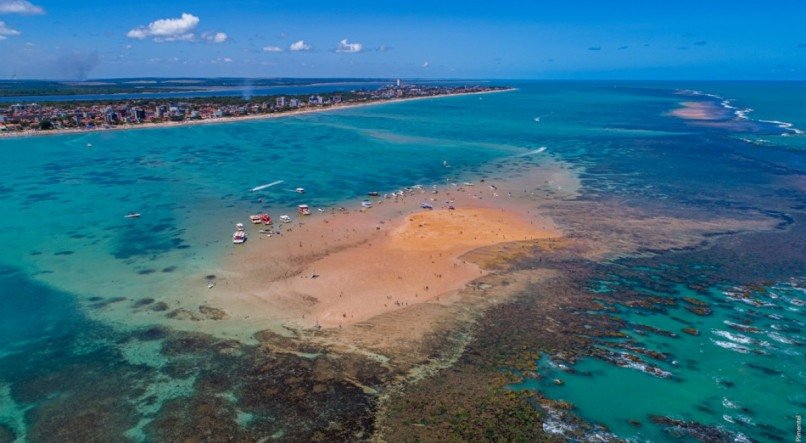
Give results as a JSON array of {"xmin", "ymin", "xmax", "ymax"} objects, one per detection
[
  {"xmin": 250, "ymin": 213, "xmax": 271, "ymax": 224},
  {"xmin": 297, "ymin": 204, "xmax": 311, "ymax": 216},
  {"xmin": 86, "ymin": 143, "xmax": 93, "ymax": 148},
  {"xmin": 236, "ymin": 222, "xmax": 245, "ymax": 231},
  {"xmin": 420, "ymin": 203, "xmax": 434, "ymax": 210},
  {"xmin": 295, "ymin": 187, "xmax": 305, "ymax": 194},
  {"xmin": 124, "ymin": 212, "xmax": 140, "ymax": 219},
  {"xmin": 232, "ymin": 230, "xmax": 247, "ymax": 244},
  {"xmin": 361, "ymin": 200, "xmax": 373, "ymax": 208},
  {"xmin": 279, "ymin": 215, "xmax": 292, "ymax": 223},
  {"xmin": 367, "ymin": 191, "xmax": 380, "ymax": 196}
]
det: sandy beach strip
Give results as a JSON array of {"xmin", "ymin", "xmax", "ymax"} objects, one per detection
[
  {"xmin": 0, "ymin": 88, "xmax": 514, "ymax": 139},
  {"xmin": 193, "ymin": 175, "xmax": 563, "ymax": 333},
  {"xmin": 669, "ymin": 101, "xmax": 728, "ymax": 120}
]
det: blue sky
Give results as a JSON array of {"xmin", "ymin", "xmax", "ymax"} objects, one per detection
[{"xmin": 0, "ymin": 0, "xmax": 804, "ymax": 80}]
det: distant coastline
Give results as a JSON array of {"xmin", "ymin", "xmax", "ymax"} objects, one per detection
[{"xmin": 0, "ymin": 87, "xmax": 513, "ymax": 139}]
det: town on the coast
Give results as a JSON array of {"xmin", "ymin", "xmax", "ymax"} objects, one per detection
[{"xmin": 0, "ymin": 82, "xmax": 507, "ymax": 134}]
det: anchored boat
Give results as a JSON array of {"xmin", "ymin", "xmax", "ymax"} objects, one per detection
[
  {"xmin": 250, "ymin": 213, "xmax": 272, "ymax": 225},
  {"xmin": 233, "ymin": 223, "xmax": 246, "ymax": 244}
]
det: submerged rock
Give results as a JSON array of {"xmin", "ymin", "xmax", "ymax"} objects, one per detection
[
  {"xmin": 682, "ymin": 327, "xmax": 700, "ymax": 336},
  {"xmin": 650, "ymin": 415, "xmax": 742, "ymax": 442},
  {"xmin": 167, "ymin": 308, "xmax": 202, "ymax": 321},
  {"xmin": 150, "ymin": 302, "xmax": 169, "ymax": 312},
  {"xmin": 132, "ymin": 297, "xmax": 155, "ymax": 308},
  {"xmin": 199, "ymin": 305, "xmax": 229, "ymax": 320}
]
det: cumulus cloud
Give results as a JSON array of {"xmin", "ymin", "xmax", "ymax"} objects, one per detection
[
  {"xmin": 289, "ymin": 40, "xmax": 311, "ymax": 51},
  {"xmin": 263, "ymin": 45, "xmax": 282, "ymax": 52},
  {"xmin": 202, "ymin": 31, "xmax": 227, "ymax": 43},
  {"xmin": 0, "ymin": 20, "xmax": 20, "ymax": 39},
  {"xmin": 0, "ymin": 0, "xmax": 44, "ymax": 15},
  {"xmin": 127, "ymin": 12, "xmax": 199, "ymax": 41},
  {"xmin": 336, "ymin": 38, "xmax": 362, "ymax": 53}
]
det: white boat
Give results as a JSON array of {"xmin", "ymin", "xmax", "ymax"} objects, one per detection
[
  {"xmin": 86, "ymin": 143, "xmax": 93, "ymax": 148},
  {"xmin": 124, "ymin": 212, "xmax": 140, "ymax": 219},
  {"xmin": 279, "ymin": 215, "xmax": 292, "ymax": 223},
  {"xmin": 232, "ymin": 230, "xmax": 246, "ymax": 244},
  {"xmin": 298, "ymin": 204, "xmax": 311, "ymax": 215},
  {"xmin": 420, "ymin": 203, "xmax": 433, "ymax": 210},
  {"xmin": 295, "ymin": 187, "xmax": 305, "ymax": 194},
  {"xmin": 361, "ymin": 200, "xmax": 373, "ymax": 208},
  {"xmin": 236, "ymin": 223, "xmax": 245, "ymax": 231}
]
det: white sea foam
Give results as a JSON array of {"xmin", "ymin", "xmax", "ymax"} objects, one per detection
[
  {"xmin": 249, "ymin": 180, "xmax": 284, "ymax": 192},
  {"xmin": 722, "ymin": 397, "xmax": 739, "ymax": 409},
  {"xmin": 767, "ymin": 331, "xmax": 794, "ymax": 344},
  {"xmin": 515, "ymin": 146, "xmax": 547, "ymax": 157},
  {"xmin": 712, "ymin": 329, "xmax": 753, "ymax": 345},
  {"xmin": 758, "ymin": 119, "xmax": 805, "ymax": 135},
  {"xmin": 711, "ymin": 339, "xmax": 750, "ymax": 354},
  {"xmin": 685, "ymin": 89, "xmax": 805, "ymax": 135}
]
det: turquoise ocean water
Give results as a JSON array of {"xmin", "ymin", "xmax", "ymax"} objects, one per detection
[{"xmin": 0, "ymin": 81, "xmax": 803, "ymax": 441}]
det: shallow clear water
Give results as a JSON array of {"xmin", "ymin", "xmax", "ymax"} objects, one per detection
[{"xmin": 0, "ymin": 81, "xmax": 803, "ymax": 441}]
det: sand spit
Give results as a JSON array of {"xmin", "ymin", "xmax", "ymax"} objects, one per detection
[{"xmin": 157, "ymin": 161, "xmax": 578, "ymax": 345}]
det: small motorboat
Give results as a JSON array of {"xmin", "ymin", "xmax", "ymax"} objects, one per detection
[
  {"xmin": 235, "ymin": 222, "xmax": 245, "ymax": 231},
  {"xmin": 367, "ymin": 191, "xmax": 380, "ymax": 197},
  {"xmin": 420, "ymin": 203, "xmax": 434, "ymax": 210},
  {"xmin": 232, "ymin": 230, "xmax": 247, "ymax": 244},
  {"xmin": 297, "ymin": 204, "xmax": 311, "ymax": 216},
  {"xmin": 250, "ymin": 213, "xmax": 271, "ymax": 224},
  {"xmin": 361, "ymin": 200, "xmax": 373, "ymax": 209},
  {"xmin": 86, "ymin": 143, "xmax": 93, "ymax": 148},
  {"xmin": 124, "ymin": 212, "xmax": 141, "ymax": 219},
  {"xmin": 295, "ymin": 187, "xmax": 305, "ymax": 194},
  {"xmin": 279, "ymin": 215, "xmax": 292, "ymax": 223}
]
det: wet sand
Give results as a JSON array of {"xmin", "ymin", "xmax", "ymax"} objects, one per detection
[
  {"xmin": 208, "ymin": 192, "xmax": 559, "ymax": 331},
  {"xmin": 181, "ymin": 166, "xmax": 571, "ymax": 341},
  {"xmin": 669, "ymin": 101, "xmax": 727, "ymax": 120}
]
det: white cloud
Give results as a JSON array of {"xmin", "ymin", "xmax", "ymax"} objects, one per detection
[
  {"xmin": 202, "ymin": 31, "xmax": 227, "ymax": 43},
  {"xmin": 336, "ymin": 38, "xmax": 362, "ymax": 53},
  {"xmin": 126, "ymin": 12, "xmax": 199, "ymax": 42},
  {"xmin": 0, "ymin": 1, "xmax": 44, "ymax": 15},
  {"xmin": 289, "ymin": 40, "xmax": 311, "ymax": 51},
  {"xmin": 422, "ymin": 61, "xmax": 429, "ymax": 68},
  {"xmin": 263, "ymin": 45, "xmax": 282, "ymax": 52},
  {"xmin": 0, "ymin": 20, "xmax": 20, "ymax": 39}
]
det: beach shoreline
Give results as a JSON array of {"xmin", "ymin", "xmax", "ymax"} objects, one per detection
[
  {"xmin": 136, "ymin": 156, "xmax": 579, "ymax": 344},
  {"xmin": 0, "ymin": 88, "xmax": 514, "ymax": 139}
]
